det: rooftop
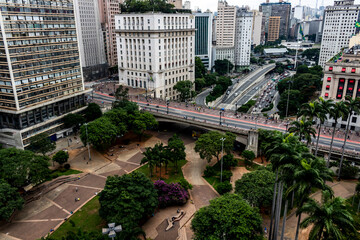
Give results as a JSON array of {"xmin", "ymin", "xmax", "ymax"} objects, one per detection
[{"xmin": 263, "ymin": 48, "xmax": 288, "ymax": 54}]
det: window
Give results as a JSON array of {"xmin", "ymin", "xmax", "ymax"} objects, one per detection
[
  {"xmin": 352, "ymin": 117, "xmax": 357, "ymax": 123},
  {"xmin": 329, "ymin": 66, "xmax": 333, "ymax": 71},
  {"xmin": 325, "ymin": 93, "xmax": 329, "ymax": 97},
  {"xmin": 349, "ymin": 79, "xmax": 355, "ymax": 84},
  {"xmin": 326, "ymin": 85, "xmax": 330, "ymax": 90},
  {"xmin": 340, "ymin": 79, "xmax": 345, "ymax": 83},
  {"xmin": 352, "ymin": 68, "xmax": 356, "ymax": 73},
  {"xmin": 342, "ymin": 68, "xmax": 346, "ymax": 72},
  {"xmin": 327, "ymin": 77, "xmax": 331, "ymax": 82}
]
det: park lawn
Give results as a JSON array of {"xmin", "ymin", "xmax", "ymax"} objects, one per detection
[
  {"xmin": 204, "ymin": 175, "xmax": 220, "ymax": 190},
  {"xmin": 49, "ymin": 169, "xmax": 82, "ymax": 180},
  {"xmin": 135, "ymin": 159, "xmax": 187, "ymax": 184},
  {"xmin": 50, "ymin": 196, "xmax": 105, "ymax": 239}
]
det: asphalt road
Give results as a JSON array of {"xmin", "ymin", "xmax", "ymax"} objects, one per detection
[
  {"xmin": 222, "ymin": 64, "xmax": 275, "ymax": 105},
  {"xmin": 92, "ymin": 92, "xmax": 360, "ymax": 153},
  {"xmin": 195, "ymin": 88, "xmax": 212, "ymax": 106}
]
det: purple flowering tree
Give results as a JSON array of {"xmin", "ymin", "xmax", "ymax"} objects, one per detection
[{"xmin": 154, "ymin": 180, "xmax": 189, "ymax": 208}]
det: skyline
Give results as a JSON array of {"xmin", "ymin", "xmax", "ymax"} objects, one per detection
[{"xmin": 189, "ymin": 0, "xmax": 360, "ymax": 12}]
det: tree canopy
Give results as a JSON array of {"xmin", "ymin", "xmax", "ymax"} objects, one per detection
[
  {"xmin": 63, "ymin": 113, "xmax": 85, "ymax": 130},
  {"xmin": 195, "ymin": 56, "xmax": 206, "ymax": 78},
  {"xmin": 0, "ymin": 179, "xmax": 24, "ymax": 221},
  {"xmin": 28, "ymin": 133, "xmax": 56, "ymax": 156},
  {"xmin": 195, "ymin": 131, "xmax": 236, "ymax": 162},
  {"xmin": 191, "ymin": 194, "xmax": 263, "ymax": 240},
  {"xmin": 213, "ymin": 59, "xmax": 234, "ymax": 75},
  {"xmin": 99, "ymin": 172, "xmax": 158, "ymax": 239},
  {"xmin": 84, "ymin": 103, "xmax": 102, "ymax": 122},
  {"xmin": 173, "ymin": 80, "xmax": 194, "ymax": 101},
  {"xmin": 52, "ymin": 150, "xmax": 69, "ymax": 166}
]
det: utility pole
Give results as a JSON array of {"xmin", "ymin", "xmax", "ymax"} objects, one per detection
[
  {"xmin": 84, "ymin": 123, "xmax": 91, "ymax": 161},
  {"xmin": 220, "ymin": 137, "xmax": 226, "ymax": 182}
]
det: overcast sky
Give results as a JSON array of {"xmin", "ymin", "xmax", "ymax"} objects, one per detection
[{"xmin": 189, "ymin": 0, "xmax": 360, "ymax": 12}]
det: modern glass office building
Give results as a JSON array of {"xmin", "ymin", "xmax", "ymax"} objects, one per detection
[
  {"xmin": 194, "ymin": 12, "xmax": 212, "ymax": 70},
  {"xmin": 0, "ymin": 0, "xmax": 89, "ymax": 148}
]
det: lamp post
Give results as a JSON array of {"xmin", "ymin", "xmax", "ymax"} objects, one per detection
[
  {"xmin": 189, "ymin": 70, "xmax": 194, "ymax": 101},
  {"xmin": 219, "ymin": 111, "xmax": 222, "ymax": 125},
  {"xmin": 285, "ymin": 81, "xmax": 292, "ymax": 118},
  {"xmin": 227, "ymin": 56, "xmax": 231, "ymax": 75},
  {"xmin": 102, "ymin": 223, "xmax": 122, "ymax": 240},
  {"xmin": 166, "ymin": 100, "xmax": 169, "ymax": 114},
  {"xmin": 84, "ymin": 123, "xmax": 91, "ymax": 161},
  {"xmin": 235, "ymin": 103, "xmax": 238, "ymax": 114},
  {"xmin": 220, "ymin": 137, "xmax": 226, "ymax": 182}
]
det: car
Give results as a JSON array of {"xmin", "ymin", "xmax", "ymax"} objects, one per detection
[{"xmin": 235, "ymin": 92, "xmax": 238, "ymax": 96}]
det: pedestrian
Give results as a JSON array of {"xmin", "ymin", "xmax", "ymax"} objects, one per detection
[{"xmin": 75, "ymin": 187, "xmax": 78, "ymax": 192}]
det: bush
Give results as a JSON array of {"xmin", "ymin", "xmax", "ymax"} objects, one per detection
[
  {"xmin": 179, "ymin": 178, "xmax": 193, "ymax": 190},
  {"xmin": 223, "ymin": 154, "xmax": 238, "ymax": 169},
  {"xmin": 64, "ymin": 163, "xmax": 71, "ymax": 170},
  {"xmin": 337, "ymin": 164, "xmax": 359, "ymax": 179},
  {"xmin": 216, "ymin": 182, "xmax": 232, "ymax": 195},
  {"xmin": 238, "ymin": 100, "xmax": 256, "ymax": 113},
  {"xmin": 154, "ymin": 180, "xmax": 189, "ymax": 208},
  {"xmin": 204, "ymin": 165, "xmax": 216, "ymax": 178},
  {"xmin": 219, "ymin": 170, "xmax": 232, "ymax": 182}
]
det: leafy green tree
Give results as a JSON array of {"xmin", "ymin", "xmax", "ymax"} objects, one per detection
[
  {"xmin": 191, "ymin": 194, "xmax": 263, "ymax": 240},
  {"xmin": 204, "ymin": 73, "xmax": 217, "ymax": 86},
  {"xmin": 288, "ymin": 116, "xmax": 316, "ymax": 145},
  {"xmin": 242, "ymin": 150, "xmax": 255, "ymax": 166},
  {"xmin": 213, "ymin": 59, "xmax": 234, "ymax": 75},
  {"xmin": 235, "ymin": 169, "xmax": 275, "ymax": 208},
  {"xmin": 277, "ymin": 89, "xmax": 302, "ymax": 116},
  {"xmin": 194, "ymin": 131, "xmax": 236, "ymax": 162},
  {"xmin": 141, "ymin": 143, "xmax": 165, "ymax": 178},
  {"xmin": 195, "ymin": 78, "xmax": 206, "ymax": 91},
  {"xmin": 296, "ymin": 64, "xmax": 310, "ymax": 74},
  {"xmin": 63, "ymin": 113, "xmax": 85, "ymax": 130},
  {"xmin": 131, "ymin": 112, "xmax": 158, "ymax": 140},
  {"xmin": 195, "ymin": 56, "xmax": 206, "ymax": 78},
  {"xmin": 216, "ymin": 182, "xmax": 232, "ymax": 195},
  {"xmin": 28, "ymin": 133, "xmax": 56, "ymax": 156},
  {"xmin": 0, "ymin": 179, "xmax": 24, "ymax": 221},
  {"xmin": 84, "ymin": 103, "xmax": 102, "ymax": 122},
  {"xmin": 0, "ymin": 148, "xmax": 50, "ymax": 188},
  {"xmin": 80, "ymin": 117, "xmax": 119, "ymax": 151},
  {"xmin": 274, "ymin": 62, "xmax": 285, "ymax": 74},
  {"xmin": 299, "ymin": 190, "xmax": 355, "ymax": 240},
  {"xmin": 167, "ymin": 134, "xmax": 186, "ymax": 172},
  {"xmin": 103, "ymin": 109, "xmax": 128, "ymax": 135},
  {"xmin": 173, "ymin": 80, "xmax": 193, "ymax": 101},
  {"xmin": 99, "ymin": 172, "xmax": 158, "ymax": 240},
  {"xmin": 52, "ymin": 150, "xmax": 69, "ymax": 166},
  {"xmin": 301, "ymin": 48, "xmax": 320, "ymax": 63}
]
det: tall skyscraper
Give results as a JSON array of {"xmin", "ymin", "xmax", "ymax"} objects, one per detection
[
  {"xmin": 268, "ymin": 16, "xmax": 281, "ymax": 42},
  {"xmin": 98, "ymin": 0, "xmax": 121, "ymax": 68},
  {"xmin": 216, "ymin": 0, "xmax": 237, "ymax": 47},
  {"xmin": 251, "ymin": 10, "xmax": 263, "ymax": 46},
  {"xmin": 234, "ymin": 8, "xmax": 253, "ymax": 67},
  {"xmin": 0, "ymin": 0, "xmax": 89, "ymax": 149},
  {"xmin": 318, "ymin": 0, "xmax": 360, "ymax": 67},
  {"xmin": 74, "ymin": 0, "xmax": 108, "ymax": 81},
  {"xmin": 115, "ymin": 13, "xmax": 195, "ymax": 100},
  {"xmin": 259, "ymin": 1, "xmax": 291, "ymax": 42},
  {"xmin": 195, "ymin": 12, "xmax": 213, "ymax": 70}
]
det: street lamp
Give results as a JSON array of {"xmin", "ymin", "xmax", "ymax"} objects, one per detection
[
  {"xmin": 285, "ymin": 81, "xmax": 292, "ymax": 118},
  {"xmin": 102, "ymin": 223, "xmax": 122, "ymax": 240},
  {"xmin": 166, "ymin": 100, "xmax": 170, "ymax": 114},
  {"xmin": 84, "ymin": 123, "xmax": 91, "ymax": 161},
  {"xmin": 220, "ymin": 137, "xmax": 226, "ymax": 182},
  {"xmin": 219, "ymin": 111, "xmax": 222, "ymax": 125},
  {"xmin": 235, "ymin": 103, "xmax": 238, "ymax": 114}
]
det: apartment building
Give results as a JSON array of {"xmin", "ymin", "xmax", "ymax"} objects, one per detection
[
  {"xmin": 115, "ymin": 13, "xmax": 195, "ymax": 100},
  {"xmin": 0, "ymin": 0, "xmax": 89, "ymax": 149},
  {"xmin": 234, "ymin": 8, "xmax": 253, "ymax": 67},
  {"xmin": 216, "ymin": 0, "xmax": 237, "ymax": 47},
  {"xmin": 268, "ymin": 16, "xmax": 281, "ymax": 42},
  {"xmin": 251, "ymin": 10, "xmax": 263, "ymax": 46},
  {"xmin": 318, "ymin": 0, "xmax": 360, "ymax": 67}
]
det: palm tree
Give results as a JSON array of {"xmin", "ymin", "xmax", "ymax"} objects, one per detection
[
  {"xmin": 288, "ymin": 157, "xmax": 334, "ymax": 240},
  {"xmin": 314, "ymin": 98, "xmax": 334, "ymax": 156},
  {"xmin": 288, "ymin": 116, "xmax": 316, "ymax": 146},
  {"xmin": 338, "ymin": 96, "xmax": 360, "ymax": 180},
  {"xmin": 141, "ymin": 147, "xmax": 157, "ymax": 177},
  {"xmin": 298, "ymin": 101, "xmax": 318, "ymax": 120},
  {"xmin": 299, "ymin": 190, "xmax": 355, "ymax": 240},
  {"xmin": 327, "ymin": 101, "xmax": 349, "ymax": 167}
]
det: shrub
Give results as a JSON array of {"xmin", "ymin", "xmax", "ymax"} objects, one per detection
[
  {"xmin": 337, "ymin": 164, "xmax": 359, "ymax": 179},
  {"xmin": 154, "ymin": 180, "xmax": 189, "ymax": 208},
  {"xmin": 179, "ymin": 178, "xmax": 193, "ymax": 190},
  {"xmin": 64, "ymin": 163, "xmax": 71, "ymax": 170},
  {"xmin": 219, "ymin": 170, "xmax": 233, "ymax": 182},
  {"xmin": 204, "ymin": 165, "xmax": 216, "ymax": 178},
  {"xmin": 223, "ymin": 154, "xmax": 238, "ymax": 169},
  {"xmin": 216, "ymin": 182, "xmax": 232, "ymax": 195}
]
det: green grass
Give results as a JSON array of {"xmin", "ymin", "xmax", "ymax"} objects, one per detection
[
  {"xmin": 204, "ymin": 175, "xmax": 221, "ymax": 190},
  {"xmin": 48, "ymin": 169, "xmax": 82, "ymax": 180},
  {"xmin": 135, "ymin": 159, "xmax": 187, "ymax": 184},
  {"xmin": 50, "ymin": 196, "xmax": 105, "ymax": 239}
]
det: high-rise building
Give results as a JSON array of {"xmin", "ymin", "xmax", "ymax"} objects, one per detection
[
  {"xmin": 74, "ymin": 0, "xmax": 108, "ymax": 81},
  {"xmin": 115, "ymin": 13, "xmax": 195, "ymax": 100},
  {"xmin": 259, "ymin": 1, "xmax": 291, "ymax": 42},
  {"xmin": 268, "ymin": 16, "xmax": 281, "ymax": 42},
  {"xmin": 318, "ymin": 0, "xmax": 360, "ymax": 67},
  {"xmin": 195, "ymin": 12, "xmax": 213, "ymax": 70},
  {"xmin": 167, "ymin": 0, "xmax": 182, "ymax": 9},
  {"xmin": 251, "ymin": 10, "xmax": 263, "ymax": 46},
  {"xmin": 216, "ymin": 0, "xmax": 237, "ymax": 47},
  {"xmin": 0, "ymin": 0, "xmax": 89, "ymax": 149},
  {"xmin": 234, "ymin": 8, "xmax": 253, "ymax": 67},
  {"xmin": 98, "ymin": 0, "xmax": 121, "ymax": 67},
  {"xmin": 320, "ymin": 45, "xmax": 360, "ymax": 130},
  {"xmin": 183, "ymin": 0, "xmax": 191, "ymax": 10}
]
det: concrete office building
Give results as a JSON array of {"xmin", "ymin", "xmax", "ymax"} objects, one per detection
[
  {"xmin": 216, "ymin": 0, "xmax": 237, "ymax": 47},
  {"xmin": 318, "ymin": 0, "xmax": 360, "ymax": 67},
  {"xmin": 251, "ymin": 10, "xmax": 263, "ymax": 46},
  {"xmin": 98, "ymin": 0, "xmax": 121, "ymax": 67},
  {"xmin": 195, "ymin": 12, "xmax": 213, "ymax": 70},
  {"xmin": 259, "ymin": 1, "xmax": 291, "ymax": 42},
  {"xmin": 0, "ymin": 0, "xmax": 89, "ymax": 149},
  {"xmin": 115, "ymin": 13, "xmax": 195, "ymax": 100},
  {"xmin": 234, "ymin": 8, "xmax": 253, "ymax": 67},
  {"xmin": 320, "ymin": 45, "xmax": 360, "ymax": 130},
  {"xmin": 268, "ymin": 16, "xmax": 281, "ymax": 42},
  {"xmin": 74, "ymin": 0, "xmax": 108, "ymax": 81}
]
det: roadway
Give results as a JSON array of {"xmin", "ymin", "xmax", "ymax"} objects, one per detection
[
  {"xmin": 92, "ymin": 92, "xmax": 360, "ymax": 153},
  {"xmin": 195, "ymin": 88, "xmax": 212, "ymax": 106}
]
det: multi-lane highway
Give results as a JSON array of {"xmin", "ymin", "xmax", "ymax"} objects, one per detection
[{"xmin": 92, "ymin": 91, "xmax": 360, "ymax": 153}]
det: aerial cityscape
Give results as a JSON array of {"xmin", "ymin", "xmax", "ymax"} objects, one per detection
[{"xmin": 0, "ymin": 0, "xmax": 360, "ymax": 239}]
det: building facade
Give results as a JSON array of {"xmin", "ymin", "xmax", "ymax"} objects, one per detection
[
  {"xmin": 0, "ymin": 0, "xmax": 89, "ymax": 149},
  {"xmin": 320, "ymin": 46, "xmax": 360, "ymax": 130},
  {"xmin": 195, "ymin": 12, "xmax": 213, "ymax": 70},
  {"xmin": 234, "ymin": 8, "xmax": 253, "ymax": 67},
  {"xmin": 115, "ymin": 13, "xmax": 195, "ymax": 100},
  {"xmin": 98, "ymin": 0, "xmax": 121, "ymax": 67},
  {"xmin": 318, "ymin": 0, "xmax": 360, "ymax": 67},
  {"xmin": 268, "ymin": 16, "xmax": 280, "ymax": 42},
  {"xmin": 251, "ymin": 10, "xmax": 263, "ymax": 46},
  {"xmin": 167, "ymin": 0, "xmax": 182, "ymax": 9},
  {"xmin": 259, "ymin": 1, "xmax": 291, "ymax": 42},
  {"xmin": 215, "ymin": 47, "xmax": 235, "ymax": 64},
  {"xmin": 216, "ymin": 0, "xmax": 237, "ymax": 47},
  {"xmin": 74, "ymin": 0, "xmax": 108, "ymax": 81}
]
